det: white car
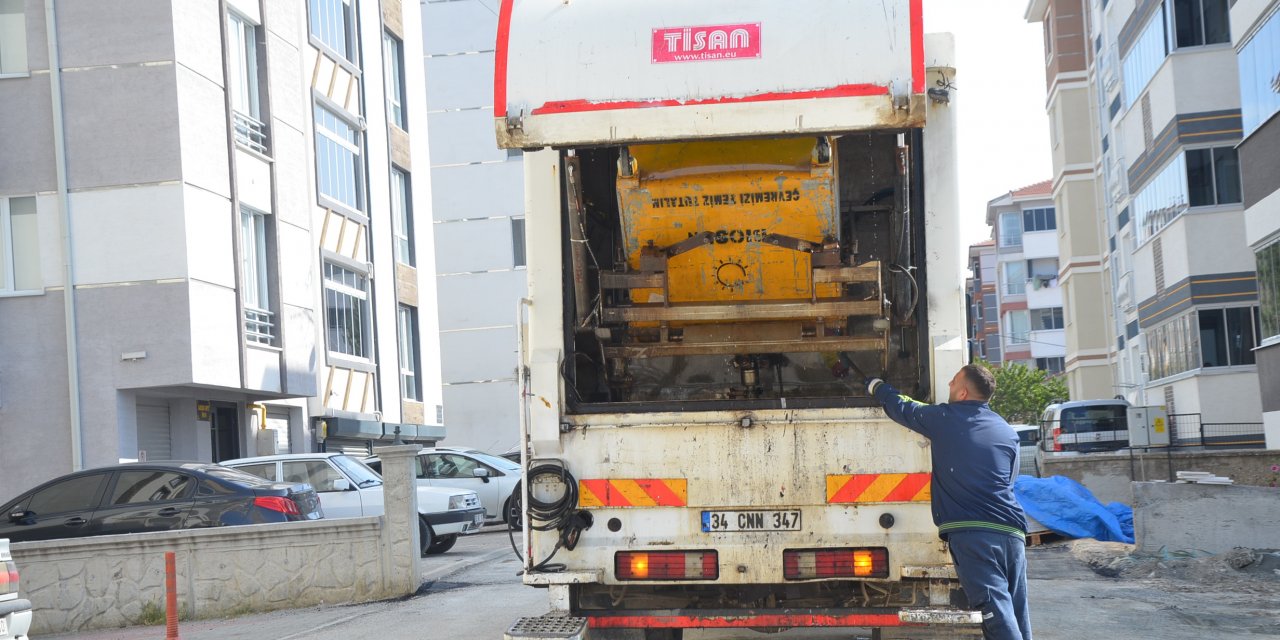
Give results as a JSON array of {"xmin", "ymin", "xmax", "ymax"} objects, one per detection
[
  {"xmin": 222, "ymin": 453, "xmax": 485, "ymax": 555},
  {"xmin": 367, "ymin": 447, "xmax": 522, "ymax": 527},
  {"xmin": 0, "ymin": 539, "xmax": 32, "ymax": 640},
  {"xmin": 1011, "ymin": 424, "xmax": 1040, "ymax": 477}
]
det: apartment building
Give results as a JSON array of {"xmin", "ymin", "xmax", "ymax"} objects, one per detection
[
  {"xmin": 1068, "ymin": 0, "xmax": 1262, "ymax": 430},
  {"xmin": 1230, "ymin": 0, "xmax": 1280, "ymax": 448},
  {"xmin": 420, "ymin": 0, "xmax": 526, "ymax": 453},
  {"xmin": 0, "ymin": 0, "xmax": 441, "ymax": 499},
  {"xmin": 967, "ymin": 241, "xmax": 1002, "ymax": 363},
  {"xmin": 1027, "ymin": 0, "xmax": 1116, "ymax": 400},
  {"xmin": 985, "ymin": 182, "xmax": 1068, "ymax": 374}
]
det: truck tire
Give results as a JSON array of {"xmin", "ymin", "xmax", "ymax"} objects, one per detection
[
  {"xmin": 426, "ymin": 533, "xmax": 458, "ymax": 554},
  {"xmin": 418, "ymin": 516, "xmax": 435, "ymax": 558}
]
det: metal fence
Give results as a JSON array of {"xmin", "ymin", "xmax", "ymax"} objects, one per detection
[{"xmin": 1036, "ymin": 413, "xmax": 1266, "ymax": 452}]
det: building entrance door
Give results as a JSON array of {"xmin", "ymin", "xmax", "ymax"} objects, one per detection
[{"xmin": 210, "ymin": 405, "xmax": 241, "ymax": 462}]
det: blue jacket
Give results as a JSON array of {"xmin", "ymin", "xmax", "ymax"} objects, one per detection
[{"xmin": 872, "ymin": 382, "xmax": 1028, "ymax": 540}]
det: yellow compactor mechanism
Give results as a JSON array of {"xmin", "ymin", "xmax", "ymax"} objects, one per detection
[{"xmin": 596, "ymin": 137, "xmax": 889, "ymax": 364}]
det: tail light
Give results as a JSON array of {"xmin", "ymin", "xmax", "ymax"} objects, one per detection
[
  {"xmin": 0, "ymin": 560, "xmax": 17, "ymax": 596},
  {"xmin": 616, "ymin": 551, "xmax": 718, "ymax": 581},
  {"xmin": 1052, "ymin": 427, "xmax": 1062, "ymax": 451},
  {"xmin": 254, "ymin": 496, "xmax": 302, "ymax": 516},
  {"xmin": 784, "ymin": 548, "xmax": 888, "ymax": 580}
]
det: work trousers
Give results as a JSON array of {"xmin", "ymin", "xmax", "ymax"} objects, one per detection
[{"xmin": 947, "ymin": 530, "xmax": 1033, "ymax": 640}]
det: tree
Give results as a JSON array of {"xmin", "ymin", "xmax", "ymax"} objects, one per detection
[{"xmin": 976, "ymin": 360, "xmax": 1069, "ymax": 424}]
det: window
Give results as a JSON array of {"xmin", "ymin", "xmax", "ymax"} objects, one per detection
[
  {"xmin": 314, "ymin": 104, "xmax": 362, "ymax": 211},
  {"xmin": 1028, "ymin": 258, "xmax": 1059, "ymax": 289},
  {"xmin": 1173, "ymin": 0, "xmax": 1229, "ymax": 48},
  {"xmin": 1148, "ymin": 313, "xmax": 1200, "ymax": 380},
  {"xmin": 1004, "ymin": 261, "xmax": 1027, "ymax": 296},
  {"xmin": 282, "ymin": 460, "xmax": 347, "ymax": 492},
  {"xmin": 1134, "ymin": 146, "xmax": 1241, "ymax": 243},
  {"xmin": 324, "ymin": 262, "xmax": 371, "ymax": 358},
  {"xmin": 308, "ymin": 0, "xmax": 355, "ymax": 61},
  {"xmin": 383, "ymin": 32, "xmax": 406, "ymax": 129},
  {"xmin": 1008, "ymin": 310, "xmax": 1030, "ymax": 345},
  {"xmin": 1185, "ymin": 147, "xmax": 1241, "ymax": 208},
  {"xmin": 1122, "ymin": 4, "xmax": 1169, "ymax": 107},
  {"xmin": 27, "ymin": 474, "xmax": 108, "ymax": 515},
  {"xmin": 424, "ymin": 453, "xmax": 483, "ymax": 479},
  {"xmin": 999, "ymin": 212, "xmax": 1022, "ymax": 247},
  {"xmin": 1031, "ymin": 307, "xmax": 1065, "ymax": 331},
  {"xmin": 229, "ymin": 11, "xmax": 267, "ymax": 154},
  {"xmin": 240, "ymin": 206, "xmax": 274, "ymax": 345},
  {"xmin": 1259, "ymin": 241, "xmax": 1280, "ymax": 341},
  {"xmin": 1022, "ymin": 207, "xmax": 1056, "ymax": 232},
  {"xmin": 391, "ymin": 168, "xmax": 413, "ymax": 265},
  {"xmin": 397, "ymin": 305, "xmax": 421, "ymax": 401},
  {"xmin": 0, "ymin": 0, "xmax": 25, "ymax": 75},
  {"xmin": 1199, "ymin": 306, "xmax": 1260, "ymax": 367},
  {"xmin": 110, "ymin": 472, "xmax": 195, "ymax": 505},
  {"xmin": 1239, "ymin": 10, "xmax": 1280, "ymax": 136},
  {"xmin": 1036, "ymin": 357, "xmax": 1065, "ymax": 374},
  {"xmin": 233, "ymin": 463, "xmax": 277, "ymax": 481},
  {"xmin": 512, "ymin": 217, "xmax": 526, "ymax": 267},
  {"xmin": 1, "ymin": 196, "xmax": 39, "ymax": 292}
]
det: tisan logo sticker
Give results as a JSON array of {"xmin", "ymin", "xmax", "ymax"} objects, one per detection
[{"xmin": 652, "ymin": 23, "xmax": 761, "ymax": 63}]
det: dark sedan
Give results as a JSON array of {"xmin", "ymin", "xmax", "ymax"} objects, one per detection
[{"xmin": 0, "ymin": 461, "xmax": 323, "ymax": 543}]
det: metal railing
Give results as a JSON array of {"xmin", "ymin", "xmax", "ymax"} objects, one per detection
[
  {"xmin": 1037, "ymin": 413, "xmax": 1266, "ymax": 452},
  {"xmin": 244, "ymin": 307, "xmax": 276, "ymax": 346},
  {"xmin": 233, "ymin": 111, "xmax": 270, "ymax": 155}
]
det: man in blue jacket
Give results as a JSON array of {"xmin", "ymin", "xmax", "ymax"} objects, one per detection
[{"xmin": 866, "ymin": 364, "xmax": 1032, "ymax": 640}]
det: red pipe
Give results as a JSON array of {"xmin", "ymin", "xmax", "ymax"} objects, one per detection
[{"xmin": 165, "ymin": 551, "xmax": 180, "ymax": 640}]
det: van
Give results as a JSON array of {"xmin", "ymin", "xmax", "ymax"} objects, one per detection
[
  {"xmin": 1040, "ymin": 399, "xmax": 1131, "ymax": 454},
  {"xmin": 1010, "ymin": 424, "xmax": 1041, "ymax": 476}
]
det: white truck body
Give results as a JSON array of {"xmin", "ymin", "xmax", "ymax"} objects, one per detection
[{"xmin": 497, "ymin": 1, "xmax": 972, "ymax": 636}]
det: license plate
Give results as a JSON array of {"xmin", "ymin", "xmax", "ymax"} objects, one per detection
[{"xmin": 702, "ymin": 510, "xmax": 801, "ymax": 532}]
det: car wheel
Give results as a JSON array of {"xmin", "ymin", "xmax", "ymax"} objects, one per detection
[
  {"xmin": 426, "ymin": 534, "xmax": 458, "ymax": 554},
  {"xmin": 505, "ymin": 493, "xmax": 523, "ymax": 529},
  {"xmin": 418, "ymin": 516, "xmax": 435, "ymax": 558}
]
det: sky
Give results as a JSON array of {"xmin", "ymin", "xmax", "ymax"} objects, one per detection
[{"xmin": 923, "ymin": 0, "xmax": 1055, "ymax": 247}]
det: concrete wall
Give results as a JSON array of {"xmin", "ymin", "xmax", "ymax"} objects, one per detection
[
  {"xmin": 11, "ymin": 445, "xmax": 422, "ymax": 636},
  {"xmin": 1040, "ymin": 449, "xmax": 1280, "ymax": 505},
  {"xmin": 1132, "ymin": 482, "xmax": 1280, "ymax": 555}
]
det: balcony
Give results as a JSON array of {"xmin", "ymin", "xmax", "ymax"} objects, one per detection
[{"xmin": 1025, "ymin": 275, "xmax": 1062, "ymax": 309}]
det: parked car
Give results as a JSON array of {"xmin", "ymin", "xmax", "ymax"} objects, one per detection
[
  {"xmin": 0, "ymin": 539, "xmax": 32, "ymax": 640},
  {"xmin": 1011, "ymin": 424, "xmax": 1040, "ymax": 476},
  {"xmin": 223, "ymin": 453, "xmax": 485, "ymax": 555},
  {"xmin": 0, "ymin": 462, "xmax": 322, "ymax": 544},
  {"xmin": 366, "ymin": 447, "xmax": 522, "ymax": 528},
  {"xmin": 1040, "ymin": 399, "xmax": 1131, "ymax": 454}
]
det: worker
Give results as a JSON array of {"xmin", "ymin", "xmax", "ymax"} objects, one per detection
[{"xmin": 865, "ymin": 364, "xmax": 1032, "ymax": 640}]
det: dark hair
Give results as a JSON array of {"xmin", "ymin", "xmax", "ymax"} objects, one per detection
[{"xmin": 960, "ymin": 364, "xmax": 996, "ymax": 400}]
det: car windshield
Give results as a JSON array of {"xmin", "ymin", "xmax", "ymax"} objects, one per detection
[
  {"xmin": 1060, "ymin": 405, "xmax": 1128, "ymax": 433},
  {"xmin": 465, "ymin": 452, "xmax": 521, "ymax": 471},
  {"xmin": 332, "ymin": 455, "xmax": 383, "ymax": 487}
]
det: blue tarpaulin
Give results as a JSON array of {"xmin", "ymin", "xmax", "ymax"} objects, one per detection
[{"xmin": 1014, "ymin": 475, "xmax": 1135, "ymax": 544}]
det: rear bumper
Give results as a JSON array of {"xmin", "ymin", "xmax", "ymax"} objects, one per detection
[
  {"xmin": 0, "ymin": 598, "xmax": 33, "ymax": 639},
  {"xmin": 425, "ymin": 507, "xmax": 487, "ymax": 535},
  {"xmin": 584, "ymin": 608, "xmax": 981, "ymax": 630}
]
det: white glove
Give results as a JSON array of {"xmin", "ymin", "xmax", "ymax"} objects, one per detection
[{"xmin": 866, "ymin": 378, "xmax": 884, "ymax": 395}]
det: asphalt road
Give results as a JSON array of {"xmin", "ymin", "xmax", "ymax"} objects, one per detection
[{"xmin": 42, "ymin": 527, "xmax": 1280, "ymax": 639}]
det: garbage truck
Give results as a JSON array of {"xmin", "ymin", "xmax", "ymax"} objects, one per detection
[{"xmin": 495, "ymin": 1, "xmax": 977, "ymax": 638}]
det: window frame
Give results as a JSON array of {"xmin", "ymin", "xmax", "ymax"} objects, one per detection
[
  {"xmin": 1022, "ymin": 207, "xmax": 1057, "ymax": 233},
  {"xmin": 998, "ymin": 211, "xmax": 1023, "ymax": 247},
  {"xmin": 397, "ymin": 304, "xmax": 422, "ymax": 401},
  {"xmin": 308, "ymin": 0, "xmax": 357, "ymax": 64},
  {"xmin": 0, "ymin": 0, "xmax": 28, "ymax": 77},
  {"xmin": 1239, "ymin": 9, "xmax": 1280, "ymax": 137},
  {"xmin": 1258, "ymin": 240, "xmax": 1280, "ymax": 343},
  {"xmin": 1007, "ymin": 310, "xmax": 1031, "ymax": 345},
  {"xmin": 382, "ymin": 31, "xmax": 406, "ymax": 130},
  {"xmin": 1031, "ymin": 307, "xmax": 1065, "ymax": 331},
  {"xmin": 240, "ymin": 205, "xmax": 276, "ymax": 346},
  {"xmin": 313, "ymin": 103, "xmax": 364, "ymax": 214},
  {"xmin": 1003, "ymin": 261, "xmax": 1027, "ymax": 296},
  {"xmin": 391, "ymin": 167, "xmax": 414, "ymax": 266},
  {"xmin": 0, "ymin": 195, "xmax": 40, "ymax": 294},
  {"xmin": 323, "ymin": 260, "xmax": 373, "ymax": 360},
  {"xmin": 1197, "ymin": 305, "xmax": 1261, "ymax": 368}
]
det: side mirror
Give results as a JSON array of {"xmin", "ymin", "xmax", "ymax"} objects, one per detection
[
  {"xmin": 331, "ymin": 478, "xmax": 351, "ymax": 491},
  {"xmin": 473, "ymin": 468, "xmax": 491, "ymax": 483},
  {"xmin": 10, "ymin": 510, "xmax": 29, "ymax": 523}
]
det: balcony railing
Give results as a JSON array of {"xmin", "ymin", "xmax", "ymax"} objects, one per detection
[
  {"xmin": 233, "ymin": 111, "xmax": 270, "ymax": 155},
  {"xmin": 245, "ymin": 307, "xmax": 276, "ymax": 346}
]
